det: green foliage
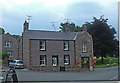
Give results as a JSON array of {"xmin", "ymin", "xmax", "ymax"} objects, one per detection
[
  {"xmin": 0, "ymin": 28, "xmax": 5, "ymax": 34},
  {"xmin": 32, "ymin": 65, "xmax": 40, "ymax": 68},
  {"xmin": 94, "ymin": 57, "xmax": 118, "ymax": 65},
  {"xmin": 0, "ymin": 51, "xmax": 9, "ymax": 60},
  {"xmin": 95, "ymin": 63, "xmax": 118, "ymax": 68},
  {"xmin": 0, "ymin": 59, "xmax": 2, "ymax": 65},
  {"xmin": 59, "ymin": 22, "xmax": 82, "ymax": 32},
  {"xmin": 86, "ymin": 15, "xmax": 118, "ymax": 63},
  {"xmin": 12, "ymin": 35, "xmax": 21, "ymax": 40},
  {"xmin": 59, "ymin": 15, "xmax": 118, "ymax": 64}
]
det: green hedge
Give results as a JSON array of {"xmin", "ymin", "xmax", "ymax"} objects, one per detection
[{"xmin": 94, "ymin": 57, "xmax": 118, "ymax": 65}]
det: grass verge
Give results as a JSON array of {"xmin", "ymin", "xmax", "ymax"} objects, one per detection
[{"xmin": 95, "ymin": 63, "xmax": 118, "ymax": 68}]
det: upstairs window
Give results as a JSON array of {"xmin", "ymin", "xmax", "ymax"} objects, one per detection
[
  {"xmin": 40, "ymin": 40, "xmax": 46, "ymax": 51},
  {"xmin": 64, "ymin": 41, "xmax": 69, "ymax": 51},
  {"xmin": 82, "ymin": 42, "xmax": 87, "ymax": 52},
  {"xmin": 64, "ymin": 55, "xmax": 70, "ymax": 65},
  {"xmin": 40, "ymin": 55, "xmax": 46, "ymax": 66},
  {"xmin": 7, "ymin": 51, "xmax": 13, "ymax": 57},
  {"xmin": 5, "ymin": 42, "xmax": 11, "ymax": 47}
]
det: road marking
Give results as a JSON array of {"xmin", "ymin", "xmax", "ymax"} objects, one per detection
[{"xmin": 110, "ymin": 76, "xmax": 118, "ymax": 80}]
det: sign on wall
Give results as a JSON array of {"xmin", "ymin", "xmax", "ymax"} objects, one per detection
[{"xmin": 80, "ymin": 55, "xmax": 91, "ymax": 57}]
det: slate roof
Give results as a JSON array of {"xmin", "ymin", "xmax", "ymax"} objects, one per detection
[{"xmin": 25, "ymin": 30, "xmax": 85, "ymax": 40}]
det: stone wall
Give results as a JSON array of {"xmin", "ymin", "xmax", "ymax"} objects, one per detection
[
  {"xmin": 30, "ymin": 40, "xmax": 75, "ymax": 67},
  {"xmin": 30, "ymin": 65, "xmax": 89, "ymax": 72},
  {"xmin": 75, "ymin": 32, "xmax": 93, "ymax": 68}
]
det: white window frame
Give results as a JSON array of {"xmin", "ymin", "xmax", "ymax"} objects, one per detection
[
  {"xmin": 40, "ymin": 40, "xmax": 46, "ymax": 50},
  {"xmin": 40, "ymin": 55, "xmax": 46, "ymax": 66},
  {"xmin": 83, "ymin": 42, "xmax": 87, "ymax": 52},
  {"xmin": 64, "ymin": 55, "xmax": 70, "ymax": 65},
  {"xmin": 64, "ymin": 41, "xmax": 69, "ymax": 51},
  {"xmin": 7, "ymin": 51, "xmax": 13, "ymax": 57},
  {"xmin": 5, "ymin": 42, "xmax": 11, "ymax": 47}
]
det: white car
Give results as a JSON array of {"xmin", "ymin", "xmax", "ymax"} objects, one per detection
[{"xmin": 9, "ymin": 60, "xmax": 24, "ymax": 69}]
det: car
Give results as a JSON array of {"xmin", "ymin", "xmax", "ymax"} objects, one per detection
[
  {"xmin": 9, "ymin": 60, "xmax": 24, "ymax": 69},
  {"xmin": 8, "ymin": 60, "xmax": 14, "ymax": 66}
]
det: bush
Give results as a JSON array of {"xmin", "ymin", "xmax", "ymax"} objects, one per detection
[{"xmin": 94, "ymin": 57, "xmax": 118, "ymax": 65}]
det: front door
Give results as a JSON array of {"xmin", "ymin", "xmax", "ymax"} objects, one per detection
[
  {"xmin": 81, "ymin": 57, "xmax": 89, "ymax": 69},
  {"xmin": 52, "ymin": 56, "xmax": 58, "ymax": 66}
]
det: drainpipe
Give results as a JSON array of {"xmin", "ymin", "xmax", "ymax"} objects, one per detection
[
  {"xmin": 22, "ymin": 33, "xmax": 23, "ymax": 62},
  {"xmin": 74, "ymin": 40, "xmax": 76, "ymax": 65}
]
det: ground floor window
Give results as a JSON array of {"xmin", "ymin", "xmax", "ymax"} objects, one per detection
[
  {"xmin": 64, "ymin": 55, "xmax": 70, "ymax": 65},
  {"xmin": 40, "ymin": 55, "xmax": 46, "ymax": 66},
  {"xmin": 7, "ymin": 51, "xmax": 13, "ymax": 57},
  {"xmin": 52, "ymin": 56, "xmax": 58, "ymax": 66}
]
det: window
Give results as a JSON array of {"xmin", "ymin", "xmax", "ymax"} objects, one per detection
[
  {"xmin": 40, "ymin": 40, "xmax": 46, "ymax": 50},
  {"xmin": 52, "ymin": 56, "xmax": 58, "ymax": 66},
  {"xmin": 82, "ymin": 42, "xmax": 87, "ymax": 52},
  {"xmin": 5, "ymin": 42, "xmax": 11, "ymax": 47},
  {"xmin": 64, "ymin": 41, "xmax": 69, "ymax": 51},
  {"xmin": 40, "ymin": 55, "xmax": 46, "ymax": 66},
  {"xmin": 64, "ymin": 55, "xmax": 70, "ymax": 65},
  {"xmin": 7, "ymin": 51, "xmax": 13, "ymax": 57}
]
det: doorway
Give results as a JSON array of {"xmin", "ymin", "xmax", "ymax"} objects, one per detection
[
  {"xmin": 81, "ymin": 57, "xmax": 89, "ymax": 69},
  {"xmin": 52, "ymin": 56, "xmax": 58, "ymax": 66}
]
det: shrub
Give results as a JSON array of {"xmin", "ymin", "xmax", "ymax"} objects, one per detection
[{"xmin": 94, "ymin": 57, "xmax": 118, "ymax": 65}]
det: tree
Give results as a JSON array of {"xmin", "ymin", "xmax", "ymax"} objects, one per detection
[
  {"xmin": 0, "ymin": 51, "xmax": 9, "ymax": 65},
  {"xmin": 12, "ymin": 35, "xmax": 21, "ymax": 40},
  {"xmin": 59, "ymin": 22, "xmax": 82, "ymax": 32},
  {"xmin": 86, "ymin": 15, "xmax": 117, "ymax": 64},
  {"xmin": 0, "ymin": 28, "xmax": 5, "ymax": 34}
]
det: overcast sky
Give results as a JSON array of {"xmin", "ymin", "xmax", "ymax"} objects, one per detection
[{"xmin": 0, "ymin": 0, "xmax": 118, "ymax": 38}]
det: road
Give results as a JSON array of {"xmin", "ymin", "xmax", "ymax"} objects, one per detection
[{"xmin": 12, "ymin": 66, "xmax": 119, "ymax": 82}]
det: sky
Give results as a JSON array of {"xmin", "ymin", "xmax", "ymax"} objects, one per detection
[{"xmin": 0, "ymin": 0, "xmax": 118, "ymax": 38}]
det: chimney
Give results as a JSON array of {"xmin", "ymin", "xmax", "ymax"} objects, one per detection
[
  {"xmin": 23, "ymin": 20, "xmax": 29, "ymax": 32},
  {"xmin": 82, "ymin": 24, "xmax": 87, "ymax": 32}
]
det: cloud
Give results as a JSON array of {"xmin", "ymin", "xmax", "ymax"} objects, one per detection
[{"xmin": 0, "ymin": 0, "xmax": 118, "ymax": 36}]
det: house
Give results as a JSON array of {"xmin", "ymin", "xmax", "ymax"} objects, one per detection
[
  {"xmin": 22, "ymin": 21, "xmax": 94, "ymax": 70},
  {"xmin": 2, "ymin": 33, "xmax": 21, "ymax": 60}
]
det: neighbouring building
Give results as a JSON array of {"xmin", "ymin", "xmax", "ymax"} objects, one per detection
[
  {"xmin": 2, "ymin": 33, "xmax": 21, "ymax": 60},
  {"xmin": 22, "ymin": 20, "xmax": 94, "ymax": 70}
]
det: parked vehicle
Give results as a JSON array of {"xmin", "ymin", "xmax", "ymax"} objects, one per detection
[
  {"xmin": 9, "ymin": 60, "xmax": 24, "ymax": 69},
  {"xmin": 8, "ymin": 60, "xmax": 14, "ymax": 66}
]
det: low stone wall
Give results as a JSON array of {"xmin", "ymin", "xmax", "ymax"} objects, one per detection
[{"xmin": 30, "ymin": 65, "xmax": 90, "ymax": 72}]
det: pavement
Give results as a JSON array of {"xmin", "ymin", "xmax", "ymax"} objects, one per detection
[{"xmin": 1, "ymin": 66, "xmax": 119, "ymax": 82}]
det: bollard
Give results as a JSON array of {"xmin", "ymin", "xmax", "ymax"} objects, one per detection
[
  {"xmin": 5, "ymin": 68, "xmax": 18, "ymax": 83},
  {"xmin": 12, "ymin": 70, "xmax": 18, "ymax": 82}
]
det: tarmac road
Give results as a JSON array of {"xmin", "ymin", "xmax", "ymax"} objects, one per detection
[{"xmin": 14, "ymin": 66, "xmax": 119, "ymax": 82}]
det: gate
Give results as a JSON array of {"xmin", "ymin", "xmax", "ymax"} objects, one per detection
[{"xmin": 81, "ymin": 57, "xmax": 89, "ymax": 69}]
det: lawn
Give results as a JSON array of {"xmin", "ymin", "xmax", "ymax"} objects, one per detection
[{"xmin": 94, "ymin": 57, "xmax": 119, "ymax": 68}]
